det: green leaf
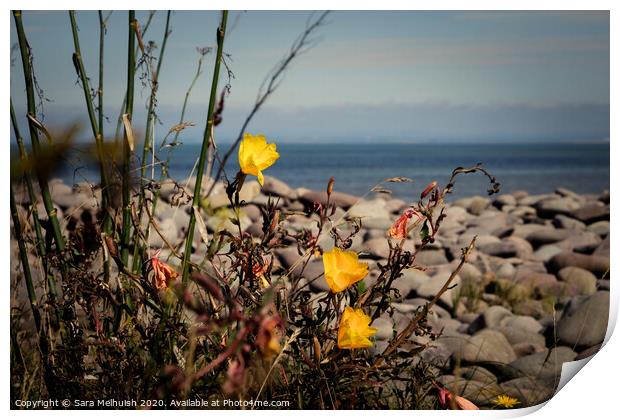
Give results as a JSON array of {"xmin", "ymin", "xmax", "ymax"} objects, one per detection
[{"xmin": 420, "ymin": 221, "xmax": 429, "ymax": 241}]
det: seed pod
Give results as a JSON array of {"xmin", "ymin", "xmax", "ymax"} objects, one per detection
[
  {"xmin": 103, "ymin": 234, "xmax": 118, "ymax": 259},
  {"xmin": 313, "ymin": 335, "xmax": 321, "ymax": 364},
  {"xmin": 327, "ymin": 176, "xmax": 335, "ymax": 195},
  {"xmin": 421, "ymin": 181, "xmax": 437, "ymax": 200}
]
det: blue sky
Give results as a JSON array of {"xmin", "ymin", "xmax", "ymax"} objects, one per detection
[{"xmin": 10, "ymin": 10, "xmax": 610, "ymax": 142}]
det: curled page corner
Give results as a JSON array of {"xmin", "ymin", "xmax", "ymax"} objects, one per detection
[
  {"xmin": 508, "ymin": 286, "xmax": 616, "ymax": 416},
  {"xmin": 554, "ymin": 355, "xmax": 594, "ymax": 395},
  {"xmin": 551, "ymin": 282, "xmax": 617, "ymax": 398}
]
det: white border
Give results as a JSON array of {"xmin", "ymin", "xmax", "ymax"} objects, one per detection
[{"xmin": 3, "ymin": 1, "xmax": 616, "ymax": 418}]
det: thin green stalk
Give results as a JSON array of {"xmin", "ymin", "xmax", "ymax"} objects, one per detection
[
  {"xmin": 132, "ymin": 11, "xmax": 172, "ymax": 272},
  {"xmin": 114, "ymin": 10, "xmax": 156, "ymax": 142},
  {"xmin": 13, "ymin": 11, "xmax": 66, "ymax": 254},
  {"xmin": 68, "ymin": 11, "xmax": 112, "ymax": 221},
  {"xmin": 11, "ymin": 99, "xmax": 61, "ymax": 324},
  {"xmin": 99, "ymin": 11, "xmax": 113, "ymax": 284},
  {"xmin": 114, "ymin": 11, "xmax": 137, "ymax": 332},
  {"xmin": 10, "ymin": 184, "xmax": 45, "ymax": 349},
  {"xmin": 120, "ymin": 10, "xmax": 137, "ymax": 266},
  {"xmin": 181, "ymin": 10, "xmax": 228, "ymax": 284},
  {"xmin": 10, "ymin": 100, "xmax": 45, "ymax": 260}
]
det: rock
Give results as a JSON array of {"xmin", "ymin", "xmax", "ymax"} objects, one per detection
[
  {"xmin": 361, "ymin": 217, "xmax": 393, "ymax": 230},
  {"xmin": 493, "ymin": 194, "xmax": 517, "ymax": 208},
  {"xmin": 557, "ymin": 266, "xmax": 597, "ymax": 295},
  {"xmin": 497, "ymin": 324, "xmax": 545, "ymax": 347},
  {"xmin": 593, "ymin": 235, "xmax": 609, "ymax": 256},
  {"xmin": 356, "ymin": 237, "xmax": 391, "ymax": 260},
  {"xmin": 570, "ymin": 203, "xmax": 609, "ymax": 223},
  {"xmin": 510, "ymin": 205, "xmax": 537, "ymax": 219},
  {"xmin": 500, "ymin": 377, "xmax": 555, "ymax": 406},
  {"xmin": 467, "ymin": 306, "xmax": 513, "ymax": 334},
  {"xmin": 415, "ymin": 249, "xmax": 448, "ymax": 266},
  {"xmin": 536, "ymin": 197, "xmax": 581, "ymax": 218},
  {"xmin": 242, "ymin": 204, "xmax": 262, "ymax": 222},
  {"xmin": 496, "ymin": 263, "xmax": 515, "ymax": 280},
  {"xmin": 261, "ymin": 176, "xmax": 294, "ymax": 199},
  {"xmin": 557, "ymin": 291, "xmax": 609, "ymax": 348},
  {"xmin": 510, "ymin": 347, "xmax": 576, "ymax": 380},
  {"xmin": 372, "ymin": 316, "xmax": 394, "ymax": 340},
  {"xmin": 553, "ymin": 215, "xmax": 586, "ymax": 231},
  {"xmin": 511, "ymin": 223, "xmax": 545, "ymax": 239},
  {"xmin": 479, "ymin": 241, "xmax": 519, "ymax": 258},
  {"xmin": 206, "ymin": 212, "xmax": 251, "ymax": 234},
  {"xmin": 512, "ymin": 342, "xmax": 545, "ymax": 358},
  {"xmin": 385, "ymin": 198, "xmax": 407, "ymax": 214},
  {"xmin": 512, "ymin": 299, "xmax": 547, "ymax": 319},
  {"xmin": 304, "ymin": 261, "xmax": 328, "ymax": 292},
  {"xmin": 298, "ymin": 189, "xmax": 359, "ymax": 209},
  {"xmin": 55, "ymin": 192, "xmax": 99, "ymax": 211},
  {"xmin": 526, "ymin": 228, "xmax": 573, "ymax": 247},
  {"xmin": 419, "ymin": 342, "xmax": 453, "ymax": 367},
  {"xmin": 502, "ymin": 315, "xmax": 543, "ymax": 333},
  {"xmin": 557, "ymin": 231, "xmax": 602, "ymax": 253},
  {"xmin": 532, "ymin": 244, "xmax": 563, "ymax": 262},
  {"xmin": 547, "ymin": 252, "xmax": 610, "ymax": 278},
  {"xmin": 391, "ymin": 272, "xmax": 421, "ymax": 301},
  {"xmin": 460, "ymin": 329, "xmax": 517, "ymax": 364},
  {"xmin": 513, "ymin": 270, "xmax": 558, "ymax": 294},
  {"xmin": 555, "ymin": 187, "xmax": 583, "ymax": 200},
  {"xmin": 597, "ymin": 279, "xmax": 610, "ymax": 291},
  {"xmin": 587, "ymin": 221, "xmax": 610, "ymax": 237},
  {"xmin": 403, "ymin": 298, "xmax": 451, "ymax": 319},
  {"xmin": 206, "ymin": 181, "xmax": 261, "ymax": 209},
  {"xmin": 505, "ymin": 236, "xmax": 534, "ymax": 258},
  {"xmin": 415, "ymin": 271, "xmax": 459, "ymax": 308},
  {"xmin": 575, "ymin": 344, "xmax": 601, "ymax": 360},
  {"xmin": 468, "ymin": 196, "xmax": 491, "ymax": 215},
  {"xmin": 348, "ymin": 199, "xmax": 391, "ymax": 219},
  {"xmin": 457, "ymin": 366, "xmax": 498, "ymax": 384},
  {"xmin": 458, "ymin": 262, "xmax": 482, "ymax": 284},
  {"xmin": 148, "ymin": 218, "xmax": 179, "ymax": 248}
]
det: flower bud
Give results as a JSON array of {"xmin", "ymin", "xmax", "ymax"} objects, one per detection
[{"xmin": 421, "ymin": 181, "xmax": 437, "ymax": 200}]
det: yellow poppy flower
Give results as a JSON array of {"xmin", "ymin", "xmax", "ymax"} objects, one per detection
[
  {"xmin": 322, "ymin": 247, "xmax": 368, "ymax": 293},
  {"xmin": 337, "ymin": 307, "xmax": 377, "ymax": 349},
  {"xmin": 238, "ymin": 133, "xmax": 280, "ymax": 185}
]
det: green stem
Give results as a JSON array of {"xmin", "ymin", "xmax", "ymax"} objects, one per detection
[
  {"xmin": 68, "ymin": 11, "xmax": 112, "ymax": 223},
  {"xmin": 11, "ymin": 99, "xmax": 61, "ymax": 325},
  {"xmin": 10, "ymin": 99, "xmax": 46, "ymax": 261},
  {"xmin": 99, "ymin": 10, "xmax": 113, "ymax": 283},
  {"xmin": 132, "ymin": 10, "xmax": 172, "ymax": 272},
  {"xmin": 115, "ymin": 11, "xmax": 137, "ymax": 332},
  {"xmin": 120, "ymin": 11, "xmax": 136, "ymax": 266},
  {"xmin": 181, "ymin": 10, "xmax": 228, "ymax": 284},
  {"xmin": 13, "ymin": 10, "xmax": 66, "ymax": 254},
  {"xmin": 114, "ymin": 11, "xmax": 156, "ymax": 142},
  {"xmin": 10, "ymin": 184, "xmax": 46, "ymax": 352}
]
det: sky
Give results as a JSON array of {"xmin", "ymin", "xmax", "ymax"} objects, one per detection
[{"xmin": 10, "ymin": 10, "xmax": 610, "ymax": 143}]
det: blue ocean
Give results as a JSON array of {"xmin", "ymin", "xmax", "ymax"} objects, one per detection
[{"xmin": 53, "ymin": 141, "xmax": 609, "ymax": 201}]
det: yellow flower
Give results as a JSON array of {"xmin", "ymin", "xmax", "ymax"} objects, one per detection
[
  {"xmin": 337, "ymin": 307, "xmax": 377, "ymax": 349},
  {"xmin": 238, "ymin": 133, "xmax": 280, "ymax": 185},
  {"xmin": 322, "ymin": 247, "xmax": 368, "ymax": 293},
  {"xmin": 492, "ymin": 394, "xmax": 519, "ymax": 409}
]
